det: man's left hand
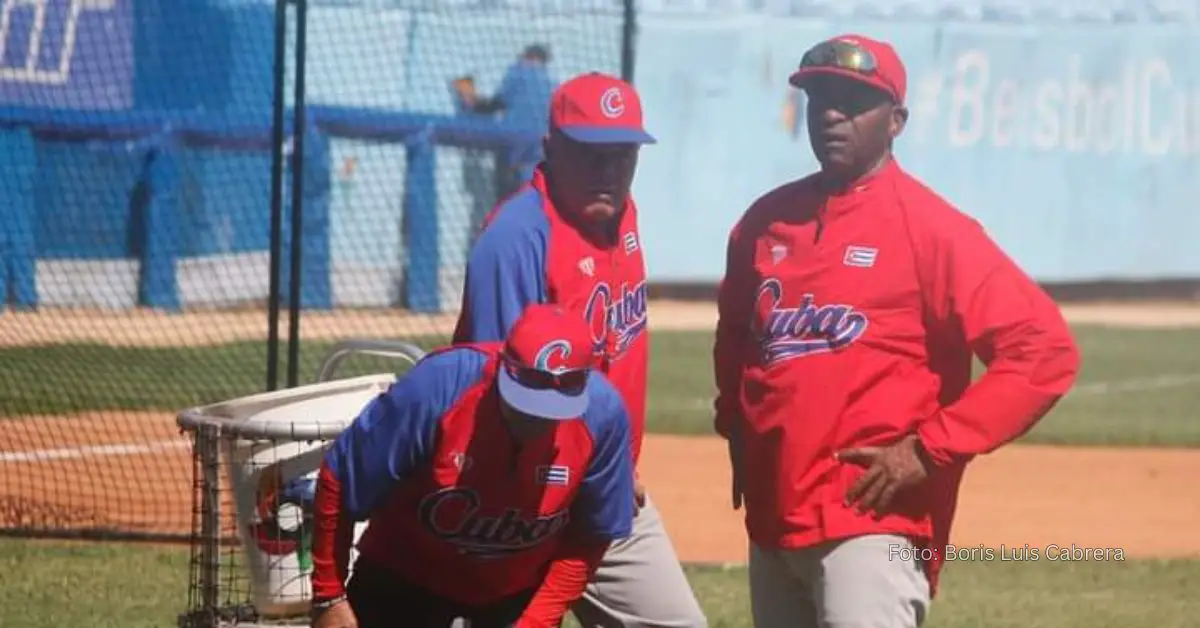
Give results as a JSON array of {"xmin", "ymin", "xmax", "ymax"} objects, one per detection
[
  {"xmin": 634, "ymin": 476, "xmax": 646, "ymax": 510},
  {"xmin": 836, "ymin": 434, "xmax": 932, "ymax": 517}
]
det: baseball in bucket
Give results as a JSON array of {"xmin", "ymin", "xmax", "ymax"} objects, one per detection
[{"xmin": 224, "ymin": 385, "xmax": 382, "ymax": 618}]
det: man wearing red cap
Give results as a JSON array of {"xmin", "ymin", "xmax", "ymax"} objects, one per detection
[
  {"xmin": 713, "ymin": 35, "xmax": 1081, "ymax": 627},
  {"xmin": 308, "ymin": 303, "xmax": 636, "ymax": 627},
  {"xmin": 452, "ymin": 73, "xmax": 706, "ymax": 627}
]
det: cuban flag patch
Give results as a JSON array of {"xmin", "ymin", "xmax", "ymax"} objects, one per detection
[
  {"xmin": 843, "ymin": 245, "xmax": 878, "ymax": 268},
  {"xmin": 536, "ymin": 465, "xmax": 571, "ymax": 486},
  {"xmin": 623, "ymin": 232, "xmax": 639, "ymax": 255}
]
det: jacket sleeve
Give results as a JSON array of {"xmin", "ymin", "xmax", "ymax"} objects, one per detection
[
  {"xmin": 515, "ymin": 537, "xmax": 611, "ymax": 627},
  {"xmin": 572, "ymin": 378, "xmax": 636, "ymax": 541},
  {"xmin": 915, "ymin": 214, "xmax": 1081, "ymax": 467},
  {"xmin": 713, "ymin": 218, "xmax": 756, "ymax": 439},
  {"xmin": 452, "ymin": 209, "xmax": 550, "ymax": 343},
  {"xmin": 309, "ymin": 349, "xmax": 485, "ymax": 601},
  {"xmin": 518, "ymin": 377, "xmax": 633, "ymax": 626}
]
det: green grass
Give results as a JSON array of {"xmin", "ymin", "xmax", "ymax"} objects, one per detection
[
  {"xmin": 0, "ymin": 540, "xmax": 189, "ymax": 628},
  {"xmin": 0, "ymin": 334, "xmax": 445, "ymax": 417},
  {"xmin": 666, "ymin": 559, "xmax": 1200, "ymax": 628},
  {"xmin": 2, "ymin": 539, "xmax": 1198, "ymax": 628},
  {"xmin": 3, "ymin": 325, "xmax": 1200, "ymax": 446}
]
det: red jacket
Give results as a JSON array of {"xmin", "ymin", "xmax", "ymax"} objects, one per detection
[
  {"xmin": 713, "ymin": 158, "xmax": 1080, "ymax": 595},
  {"xmin": 453, "ymin": 167, "xmax": 650, "ymax": 466},
  {"xmin": 310, "ymin": 345, "xmax": 635, "ymax": 626}
]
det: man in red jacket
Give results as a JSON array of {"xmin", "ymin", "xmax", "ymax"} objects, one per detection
[
  {"xmin": 453, "ymin": 72, "xmax": 705, "ymax": 627},
  {"xmin": 713, "ymin": 34, "xmax": 1081, "ymax": 627}
]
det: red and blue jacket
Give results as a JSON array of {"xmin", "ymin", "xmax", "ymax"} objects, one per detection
[
  {"xmin": 452, "ymin": 167, "xmax": 651, "ymax": 466},
  {"xmin": 310, "ymin": 344, "xmax": 635, "ymax": 625}
]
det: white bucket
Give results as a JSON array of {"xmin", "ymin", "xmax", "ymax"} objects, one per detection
[{"xmin": 216, "ymin": 375, "xmax": 391, "ymax": 618}]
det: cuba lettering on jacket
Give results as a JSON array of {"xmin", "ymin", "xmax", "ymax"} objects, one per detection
[
  {"xmin": 713, "ymin": 158, "xmax": 1080, "ymax": 595},
  {"xmin": 309, "ymin": 345, "xmax": 634, "ymax": 617},
  {"xmin": 453, "ymin": 167, "xmax": 651, "ymax": 465}
]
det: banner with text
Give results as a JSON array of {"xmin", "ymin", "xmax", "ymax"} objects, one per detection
[
  {"xmin": 0, "ymin": 0, "xmax": 133, "ymax": 110},
  {"xmin": 631, "ymin": 17, "xmax": 1200, "ymax": 283}
]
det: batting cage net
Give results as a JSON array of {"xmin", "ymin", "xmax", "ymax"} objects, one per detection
[{"xmin": 0, "ymin": 0, "xmax": 630, "ymax": 545}]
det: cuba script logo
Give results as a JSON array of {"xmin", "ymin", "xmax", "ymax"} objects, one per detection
[
  {"xmin": 533, "ymin": 339, "xmax": 573, "ymax": 374},
  {"xmin": 584, "ymin": 281, "xmax": 648, "ymax": 358},
  {"xmin": 754, "ymin": 278, "xmax": 868, "ymax": 364},
  {"xmin": 418, "ymin": 487, "xmax": 570, "ymax": 558}
]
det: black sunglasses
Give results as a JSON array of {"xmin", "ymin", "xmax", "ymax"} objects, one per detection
[
  {"xmin": 800, "ymin": 40, "xmax": 879, "ymax": 75},
  {"xmin": 502, "ymin": 357, "xmax": 589, "ymax": 395}
]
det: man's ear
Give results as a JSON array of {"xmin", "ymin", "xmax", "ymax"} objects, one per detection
[{"xmin": 890, "ymin": 105, "xmax": 909, "ymax": 138}]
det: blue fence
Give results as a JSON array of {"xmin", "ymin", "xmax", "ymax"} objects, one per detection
[
  {"xmin": 0, "ymin": 105, "xmax": 539, "ymax": 312},
  {"xmin": 631, "ymin": 15, "xmax": 1200, "ymax": 284},
  {"xmin": 2, "ymin": 0, "xmax": 1198, "ymax": 314}
]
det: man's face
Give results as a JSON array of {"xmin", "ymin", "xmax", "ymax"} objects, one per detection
[
  {"xmin": 499, "ymin": 400, "xmax": 556, "ymax": 442},
  {"xmin": 803, "ymin": 74, "xmax": 905, "ymax": 179},
  {"xmin": 545, "ymin": 131, "xmax": 640, "ymax": 223}
]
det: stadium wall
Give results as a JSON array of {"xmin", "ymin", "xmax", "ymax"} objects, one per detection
[{"xmin": 2, "ymin": 2, "xmax": 1198, "ymax": 313}]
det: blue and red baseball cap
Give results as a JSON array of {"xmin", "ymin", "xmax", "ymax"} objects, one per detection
[
  {"xmin": 549, "ymin": 72, "xmax": 656, "ymax": 145},
  {"xmin": 497, "ymin": 304, "xmax": 598, "ymax": 420}
]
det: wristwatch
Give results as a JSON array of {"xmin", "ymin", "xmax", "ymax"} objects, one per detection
[{"xmin": 310, "ymin": 594, "xmax": 348, "ymax": 619}]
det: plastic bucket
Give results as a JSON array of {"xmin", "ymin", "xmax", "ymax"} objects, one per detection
[{"xmin": 221, "ymin": 377, "xmax": 389, "ymax": 617}]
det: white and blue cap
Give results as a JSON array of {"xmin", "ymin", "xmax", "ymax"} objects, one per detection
[{"xmin": 497, "ymin": 304, "xmax": 597, "ymax": 420}]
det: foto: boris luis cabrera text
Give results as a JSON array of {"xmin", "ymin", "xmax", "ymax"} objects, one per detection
[{"xmin": 890, "ymin": 543, "xmax": 1127, "ymax": 563}]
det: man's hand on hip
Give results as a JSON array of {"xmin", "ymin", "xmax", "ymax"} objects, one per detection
[{"xmin": 836, "ymin": 434, "xmax": 932, "ymax": 517}]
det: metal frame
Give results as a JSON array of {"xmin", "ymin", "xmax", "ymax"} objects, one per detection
[
  {"xmin": 314, "ymin": 338, "xmax": 426, "ymax": 383},
  {"xmin": 177, "ymin": 339, "xmax": 426, "ymax": 440},
  {"xmin": 177, "ymin": 339, "xmax": 425, "ymax": 628}
]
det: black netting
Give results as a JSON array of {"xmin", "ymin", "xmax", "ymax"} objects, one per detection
[{"xmin": 0, "ymin": 0, "xmax": 630, "ymax": 545}]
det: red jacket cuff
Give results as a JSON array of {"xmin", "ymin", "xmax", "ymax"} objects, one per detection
[
  {"xmin": 516, "ymin": 538, "xmax": 609, "ymax": 627},
  {"xmin": 915, "ymin": 413, "xmax": 961, "ymax": 468},
  {"xmin": 311, "ymin": 462, "xmax": 353, "ymax": 601}
]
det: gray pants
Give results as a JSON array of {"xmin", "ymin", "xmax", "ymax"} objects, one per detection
[
  {"xmin": 455, "ymin": 493, "xmax": 706, "ymax": 628},
  {"xmin": 749, "ymin": 534, "xmax": 930, "ymax": 628},
  {"xmin": 572, "ymin": 494, "xmax": 707, "ymax": 628}
]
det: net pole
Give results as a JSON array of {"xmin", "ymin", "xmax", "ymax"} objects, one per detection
[
  {"xmin": 621, "ymin": 0, "xmax": 637, "ymax": 82},
  {"xmin": 286, "ymin": 0, "xmax": 310, "ymax": 389},
  {"xmin": 266, "ymin": 0, "xmax": 290, "ymax": 392},
  {"xmin": 198, "ymin": 423, "xmax": 222, "ymax": 625}
]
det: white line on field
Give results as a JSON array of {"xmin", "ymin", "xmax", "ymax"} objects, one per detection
[
  {"xmin": 0, "ymin": 439, "xmax": 190, "ymax": 463},
  {"xmin": 1, "ymin": 374, "xmax": 1196, "ymax": 464}
]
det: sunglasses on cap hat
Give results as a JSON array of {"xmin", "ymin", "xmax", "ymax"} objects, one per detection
[
  {"xmin": 501, "ymin": 354, "xmax": 590, "ymax": 397},
  {"xmin": 800, "ymin": 39, "xmax": 879, "ymax": 75}
]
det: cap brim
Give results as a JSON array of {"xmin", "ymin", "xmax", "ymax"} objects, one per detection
[
  {"xmin": 558, "ymin": 125, "xmax": 657, "ymax": 145},
  {"xmin": 789, "ymin": 67, "xmax": 898, "ymax": 102},
  {"xmin": 497, "ymin": 366, "xmax": 588, "ymax": 420}
]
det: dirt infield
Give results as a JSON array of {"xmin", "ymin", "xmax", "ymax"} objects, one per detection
[
  {"xmin": 5, "ymin": 299, "xmax": 1200, "ymax": 348},
  {"xmin": 640, "ymin": 437, "xmax": 1200, "ymax": 563},
  {"xmin": 2, "ymin": 411, "xmax": 1198, "ymax": 563},
  {"xmin": 0, "ymin": 301, "xmax": 718, "ymax": 348},
  {"xmin": 0, "ymin": 412, "xmax": 192, "ymax": 534},
  {"xmin": 3, "ymin": 299, "xmax": 1199, "ymax": 561}
]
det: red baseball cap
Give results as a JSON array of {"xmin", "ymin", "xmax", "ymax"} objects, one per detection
[
  {"xmin": 497, "ymin": 304, "xmax": 598, "ymax": 420},
  {"xmin": 549, "ymin": 72, "xmax": 656, "ymax": 145},
  {"xmin": 789, "ymin": 34, "xmax": 907, "ymax": 104}
]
